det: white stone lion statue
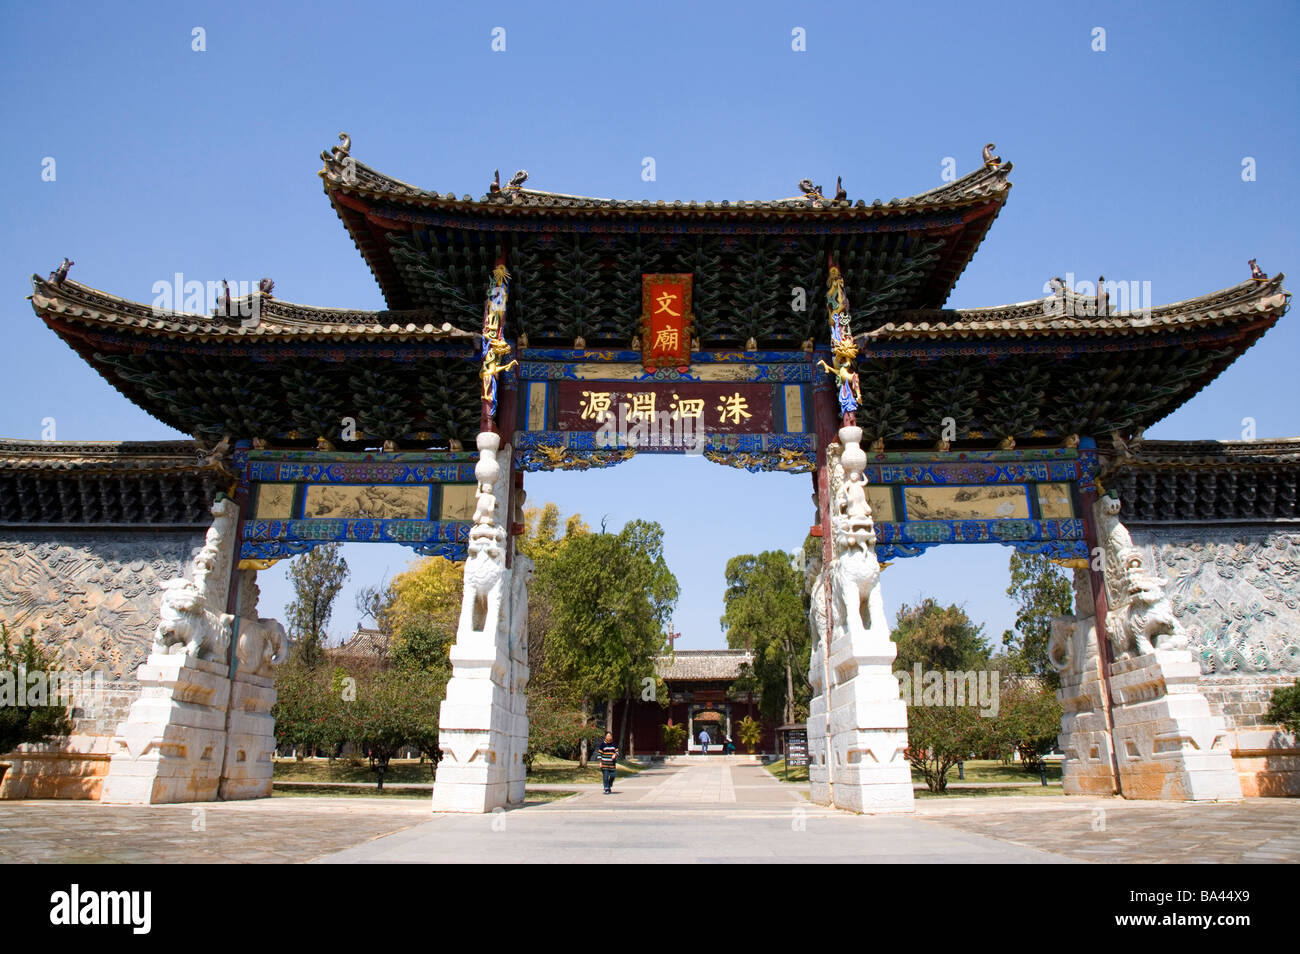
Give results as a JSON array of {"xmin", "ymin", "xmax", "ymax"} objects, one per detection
[
  {"xmin": 830, "ymin": 515, "xmax": 886, "ymax": 648},
  {"xmin": 153, "ymin": 577, "xmax": 232, "ymax": 662},
  {"xmin": 1105, "ymin": 549, "xmax": 1188, "ymax": 657},
  {"xmin": 236, "ymin": 616, "xmax": 289, "ymax": 677},
  {"xmin": 459, "ymin": 525, "xmax": 507, "ymax": 638}
]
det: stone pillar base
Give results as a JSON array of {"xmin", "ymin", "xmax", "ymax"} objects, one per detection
[
  {"xmin": 1227, "ymin": 729, "xmax": 1300, "ymax": 796},
  {"xmin": 430, "ymin": 636, "xmax": 516, "ymax": 813},
  {"xmin": 1055, "ymin": 617, "xmax": 1118, "ymax": 795},
  {"xmin": 100, "ymin": 653, "xmax": 231, "ymax": 805},
  {"xmin": 825, "ymin": 713, "xmax": 914, "ymax": 813},
  {"xmin": 431, "ymin": 729, "xmax": 511, "ymax": 812},
  {"xmin": 0, "ymin": 734, "xmax": 114, "ymax": 800},
  {"xmin": 815, "ymin": 657, "xmax": 914, "ymax": 814},
  {"xmin": 1109, "ymin": 651, "xmax": 1243, "ymax": 802},
  {"xmin": 218, "ymin": 669, "xmax": 276, "ymax": 800}
]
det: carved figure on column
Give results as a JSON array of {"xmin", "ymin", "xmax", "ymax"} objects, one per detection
[
  {"xmin": 1095, "ymin": 494, "xmax": 1188, "ymax": 657},
  {"xmin": 824, "ymin": 263, "xmax": 860, "ymax": 427},
  {"xmin": 153, "ymin": 577, "xmax": 231, "ymax": 661},
  {"xmin": 479, "ymin": 263, "xmax": 514, "ymax": 418},
  {"xmin": 459, "ymin": 431, "xmax": 509, "ymax": 639},
  {"xmin": 152, "ymin": 497, "xmax": 240, "ymax": 662},
  {"xmin": 827, "ymin": 428, "xmax": 887, "ymax": 647},
  {"xmin": 1047, "ymin": 568, "xmax": 1096, "ymax": 673},
  {"xmin": 233, "ymin": 573, "xmax": 289, "ymax": 678}
]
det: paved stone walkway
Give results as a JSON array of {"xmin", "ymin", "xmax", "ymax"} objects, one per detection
[
  {"xmin": 911, "ymin": 794, "xmax": 1300, "ymax": 865},
  {"xmin": 0, "ymin": 796, "xmax": 430, "ymax": 864},
  {"xmin": 319, "ymin": 760, "xmax": 1068, "ymax": 864},
  {"xmin": 1, "ymin": 759, "xmax": 1297, "ymax": 863}
]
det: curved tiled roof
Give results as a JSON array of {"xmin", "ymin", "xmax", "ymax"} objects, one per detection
[
  {"xmin": 868, "ymin": 275, "xmax": 1289, "ymax": 341},
  {"xmin": 655, "ymin": 650, "xmax": 753, "ymax": 682},
  {"xmin": 318, "ymin": 137, "xmax": 1015, "ymax": 315},
  {"xmin": 33, "ymin": 272, "xmax": 1286, "ymax": 348},
  {"xmin": 30, "ymin": 275, "xmax": 478, "ymax": 342},
  {"xmin": 0, "ymin": 438, "xmax": 210, "ymax": 473},
  {"xmin": 320, "ymin": 150, "xmax": 1013, "ymax": 217},
  {"xmin": 1108, "ymin": 438, "xmax": 1300, "ymax": 468}
]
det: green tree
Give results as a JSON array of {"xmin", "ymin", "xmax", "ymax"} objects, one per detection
[
  {"xmin": 286, "ymin": 543, "xmax": 350, "ymax": 668},
  {"xmin": 720, "ymin": 550, "xmax": 810, "ymax": 725},
  {"xmin": 382, "ymin": 556, "xmax": 463, "ymax": 677},
  {"xmin": 348, "ymin": 667, "xmax": 445, "ymax": 783},
  {"xmin": 518, "ymin": 502, "xmax": 590, "ymax": 563},
  {"xmin": 535, "ymin": 520, "xmax": 679, "ymax": 764},
  {"xmin": 660, "ymin": 722, "xmax": 688, "ymax": 754},
  {"xmin": 892, "ymin": 599, "xmax": 991, "ymax": 673},
  {"xmin": 905, "ymin": 702, "xmax": 994, "ymax": 793},
  {"xmin": 0, "ymin": 626, "xmax": 73, "ymax": 756},
  {"xmin": 1004, "ymin": 552, "xmax": 1073, "ymax": 687},
  {"xmin": 518, "ymin": 503, "xmax": 593, "ymax": 760},
  {"xmin": 390, "ymin": 622, "xmax": 455, "ymax": 677},
  {"xmin": 1266, "ymin": 678, "xmax": 1300, "ymax": 736},
  {"xmin": 525, "ymin": 692, "xmax": 594, "ymax": 769},
  {"xmin": 990, "ymin": 679, "xmax": 1064, "ymax": 772},
  {"xmin": 271, "ymin": 659, "xmax": 338, "ymax": 757},
  {"xmin": 737, "ymin": 715, "xmax": 763, "ymax": 754}
]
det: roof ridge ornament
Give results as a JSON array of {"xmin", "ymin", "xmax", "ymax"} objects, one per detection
[
  {"xmin": 49, "ymin": 257, "xmax": 74, "ymax": 285},
  {"xmin": 983, "ymin": 142, "xmax": 1002, "ymax": 169},
  {"xmin": 798, "ymin": 178, "xmax": 825, "ymax": 204},
  {"xmin": 321, "ymin": 132, "xmax": 350, "ymax": 164},
  {"xmin": 1249, "ymin": 258, "xmax": 1269, "ymax": 281}
]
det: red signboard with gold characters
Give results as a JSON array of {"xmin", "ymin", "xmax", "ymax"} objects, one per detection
[{"xmin": 641, "ymin": 273, "xmax": 693, "ymax": 370}]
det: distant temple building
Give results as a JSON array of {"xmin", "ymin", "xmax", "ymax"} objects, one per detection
[
  {"xmin": 326, "ymin": 627, "xmax": 390, "ymax": 666},
  {"xmin": 613, "ymin": 649, "xmax": 778, "ymax": 756}
]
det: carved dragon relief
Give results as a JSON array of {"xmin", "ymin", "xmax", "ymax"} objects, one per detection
[
  {"xmin": 1154, "ymin": 531, "xmax": 1300, "ymax": 674},
  {"xmin": 0, "ymin": 535, "xmax": 198, "ymax": 678}
]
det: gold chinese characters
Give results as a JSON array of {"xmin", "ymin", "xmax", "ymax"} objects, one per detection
[{"xmin": 577, "ymin": 390, "xmax": 750, "ymax": 426}]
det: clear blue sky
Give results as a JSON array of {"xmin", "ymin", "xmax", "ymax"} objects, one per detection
[{"xmin": 2, "ymin": 1, "xmax": 1296, "ymax": 649}]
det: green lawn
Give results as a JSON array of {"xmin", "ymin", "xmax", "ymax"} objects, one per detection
[
  {"xmin": 272, "ymin": 755, "xmax": 640, "ymax": 788},
  {"xmin": 273, "ymin": 758, "xmax": 437, "ymax": 784},
  {"xmin": 764, "ymin": 758, "xmax": 1063, "ymax": 788},
  {"xmin": 272, "ymin": 786, "xmax": 427, "ymax": 799},
  {"xmin": 272, "ymin": 785, "xmax": 575, "ymax": 803},
  {"xmin": 764, "ymin": 759, "xmax": 809, "ymax": 783},
  {"xmin": 914, "ymin": 785, "xmax": 1065, "ymax": 798},
  {"xmin": 935, "ymin": 759, "xmax": 1063, "ymax": 784},
  {"xmin": 525, "ymin": 755, "xmax": 642, "ymax": 785}
]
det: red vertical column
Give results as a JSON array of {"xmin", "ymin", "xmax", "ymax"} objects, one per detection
[{"xmin": 1077, "ymin": 444, "xmax": 1121, "ymax": 795}]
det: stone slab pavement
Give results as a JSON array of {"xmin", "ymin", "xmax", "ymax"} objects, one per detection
[
  {"xmin": 318, "ymin": 760, "xmax": 1073, "ymax": 864},
  {"xmin": 1, "ymin": 759, "xmax": 1297, "ymax": 863}
]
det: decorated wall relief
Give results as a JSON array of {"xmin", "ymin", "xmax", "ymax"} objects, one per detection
[
  {"xmin": 1130, "ymin": 528, "xmax": 1300, "ymax": 676},
  {"xmin": 0, "ymin": 530, "xmax": 205, "ymax": 679}
]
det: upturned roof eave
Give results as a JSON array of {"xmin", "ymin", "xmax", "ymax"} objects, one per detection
[
  {"xmin": 29, "ymin": 275, "xmax": 479, "ymax": 343},
  {"xmin": 860, "ymin": 275, "xmax": 1289, "ymax": 343}
]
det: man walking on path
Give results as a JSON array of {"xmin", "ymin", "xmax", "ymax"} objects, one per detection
[
  {"xmin": 699, "ymin": 728, "xmax": 711, "ymax": 754},
  {"xmin": 598, "ymin": 732, "xmax": 619, "ymax": 794}
]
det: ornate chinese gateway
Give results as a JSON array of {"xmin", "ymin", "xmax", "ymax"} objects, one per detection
[{"xmin": 2, "ymin": 136, "xmax": 1293, "ymax": 809}]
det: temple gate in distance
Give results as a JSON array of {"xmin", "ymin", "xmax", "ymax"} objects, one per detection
[{"xmin": 2, "ymin": 136, "xmax": 1294, "ymax": 811}]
